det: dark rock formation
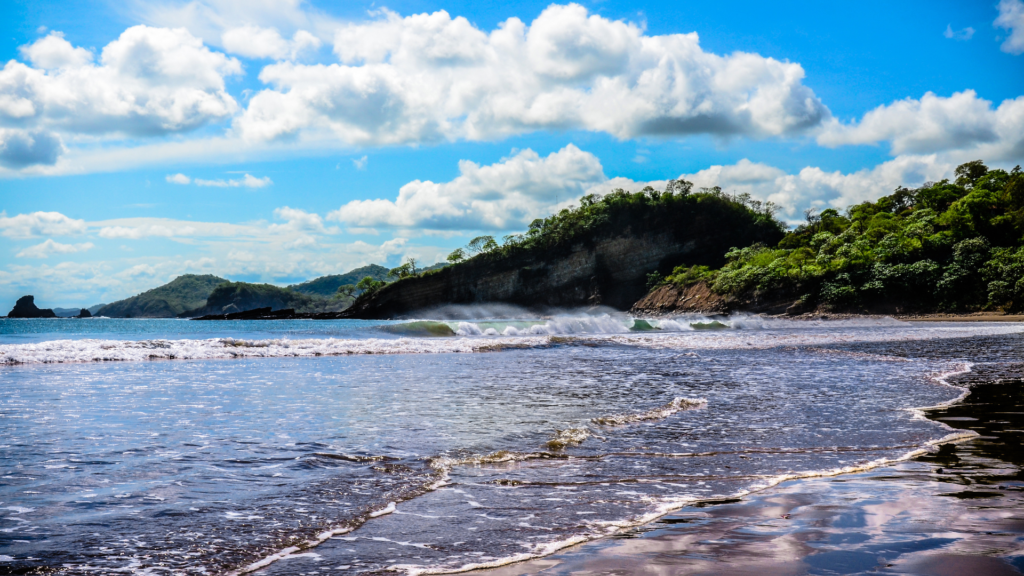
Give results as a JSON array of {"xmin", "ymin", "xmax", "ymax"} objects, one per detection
[
  {"xmin": 75, "ymin": 308, "xmax": 92, "ymax": 318},
  {"xmin": 6, "ymin": 295, "xmax": 57, "ymax": 318},
  {"xmin": 343, "ymin": 217, "xmax": 783, "ymax": 319},
  {"xmin": 631, "ymin": 283, "xmax": 730, "ymax": 315},
  {"xmin": 630, "ymin": 281, "xmax": 801, "ymax": 316}
]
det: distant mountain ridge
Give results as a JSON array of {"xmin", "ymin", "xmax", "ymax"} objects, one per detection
[
  {"xmin": 288, "ymin": 264, "xmax": 390, "ymax": 296},
  {"xmin": 92, "ymin": 265, "xmax": 398, "ymax": 318}
]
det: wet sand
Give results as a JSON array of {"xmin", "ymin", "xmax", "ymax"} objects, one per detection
[{"xmin": 477, "ymin": 371, "xmax": 1024, "ymax": 576}]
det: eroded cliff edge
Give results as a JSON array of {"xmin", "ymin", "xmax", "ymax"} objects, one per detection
[{"xmin": 342, "ymin": 190, "xmax": 785, "ymax": 319}]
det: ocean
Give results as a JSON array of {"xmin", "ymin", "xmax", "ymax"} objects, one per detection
[{"xmin": 1, "ymin": 313, "xmax": 1022, "ymax": 575}]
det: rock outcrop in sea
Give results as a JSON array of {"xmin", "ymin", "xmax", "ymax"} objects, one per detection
[{"xmin": 6, "ymin": 295, "xmax": 58, "ymax": 318}]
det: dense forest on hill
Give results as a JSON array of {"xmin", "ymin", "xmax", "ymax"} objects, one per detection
[
  {"xmin": 95, "ymin": 275, "xmax": 228, "ymax": 318},
  {"xmin": 287, "ymin": 265, "xmax": 390, "ymax": 296},
  {"xmin": 662, "ymin": 161, "xmax": 1024, "ymax": 313}
]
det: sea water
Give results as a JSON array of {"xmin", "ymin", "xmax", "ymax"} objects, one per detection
[{"xmin": 1, "ymin": 314, "xmax": 1022, "ymax": 575}]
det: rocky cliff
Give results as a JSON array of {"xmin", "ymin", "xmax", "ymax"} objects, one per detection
[{"xmin": 342, "ymin": 192, "xmax": 785, "ymax": 319}]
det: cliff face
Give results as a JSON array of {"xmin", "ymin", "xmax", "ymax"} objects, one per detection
[{"xmin": 344, "ymin": 221, "xmax": 782, "ymax": 319}]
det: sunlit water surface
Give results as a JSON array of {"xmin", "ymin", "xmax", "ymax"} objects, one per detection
[{"xmin": 1, "ymin": 315, "xmax": 1022, "ymax": 575}]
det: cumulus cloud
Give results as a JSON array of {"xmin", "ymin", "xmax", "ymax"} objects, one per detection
[
  {"xmin": 270, "ymin": 206, "xmax": 338, "ymax": 235},
  {"xmin": 194, "ymin": 173, "xmax": 272, "ymax": 187},
  {"xmin": 0, "ymin": 210, "xmax": 87, "ymax": 238},
  {"xmin": 235, "ymin": 4, "xmax": 829, "ymax": 144},
  {"xmin": 16, "ymin": 239, "xmax": 94, "ymax": 258},
  {"xmin": 221, "ymin": 25, "xmax": 321, "ymax": 59},
  {"xmin": 166, "ymin": 172, "xmax": 191, "ymax": 184},
  {"xmin": 352, "ymin": 155, "xmax": 368, "ymax": 170},
  {"xmin": 0, "ymin": 26, "xmax": 241, "ymax": 138},
  {"xmin": 0, "ymin": 128, "xmax": 63, "ymax": 168},
  {"xmin": 996, "ymin": 0, "xmax": 1024, "ymax": 54},
  {"xmin": 817, "ymin": 90, "xmax": 1024, "ymax": 159},
  {"xmin": 19, "ymin": 32, "xmax": 93, "ymax": 69},
  {"xmin": 328, "ymin": 144, "xmax": 606, "ymax": 230},
  {"xmin": 943, "ymin": 24, "xmax": 975, "ymax": 41}
]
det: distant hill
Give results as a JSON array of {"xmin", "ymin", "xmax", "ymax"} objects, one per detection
[
  {"xmin": 288, "ymin": 264, "xmax": 390, "ymax": 296},
  {"xmin": 96, "ymin": 275, "xmax": 228, "ymax": 318},
  {"xmin": 54, "ymin": 304, "xmax": 106, "ymax": 317}
]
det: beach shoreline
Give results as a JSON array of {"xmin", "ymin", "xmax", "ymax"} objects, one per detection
[{"xmin": 470, "ymin": 369, "xmax": 1024, "ymax": 576}]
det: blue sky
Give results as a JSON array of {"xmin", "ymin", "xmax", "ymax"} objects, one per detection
[{"xmin": 1, "ymin": 0, "xmax": 1022, "ymax": 309}]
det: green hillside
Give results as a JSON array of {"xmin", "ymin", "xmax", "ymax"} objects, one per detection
[
  {"xmin": 287, "ymin": 264, "xmax": 390, "ymax": 296},
  {"xmin": 96, "ymin": 275, "xmax": 228, "ymax": 318},
  {"xmin": 662, "ymin": 160, "xmax": 1024, "ymax": 313}
]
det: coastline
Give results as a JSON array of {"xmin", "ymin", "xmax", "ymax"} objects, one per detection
[{"xmin": 471, "ymin": 367, "xmax": 1024, "ymax": 576}]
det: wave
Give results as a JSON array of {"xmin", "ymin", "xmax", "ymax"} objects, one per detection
[
  {"xmin": 0, "ymin": 336, "xmax": 551, "ymax": 365},
  {"xmin": 592, "ymin": 397, "xmax": 707, "ymax": 426}
]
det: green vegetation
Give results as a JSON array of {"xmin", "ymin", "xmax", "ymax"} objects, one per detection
[
  {"xmin": 288, "ymin": 264, "xmax": 389, "ymax": 296},
  {"xmin": 96, "ymin": 274, "xmax": 228, "ymax": 318},
  {"xmin": 663, "ymin": 160, "xmax": 1024, "ymax": 312}
]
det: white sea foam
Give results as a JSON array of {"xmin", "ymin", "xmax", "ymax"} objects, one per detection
[{"xmin": 2, "ymin": 319, "xmax": 1021, "ymax": 365}]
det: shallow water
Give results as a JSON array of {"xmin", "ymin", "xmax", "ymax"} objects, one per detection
[
  {"xmin": 0, "ymin": 316, "xmax": 1022, "ymax": 575},
  {"xmin": 476, "ymin": 354, "xmax": 1024, "ymax": 576}
]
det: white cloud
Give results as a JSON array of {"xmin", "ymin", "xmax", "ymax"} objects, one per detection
[
  {"xmin": 235, "ymin": 4, "xmax": 829, "ymax": 144},
  {"xmin": 0, "ymin": 210, "xmax": 87, "ymax": 238},
  {"xmin": 16, "ymin": 239, "xmax": 94, "ymax": 258},
  {"xmin": 996, "ymin": 0, "xmax": 1024, "ymax": 54},
  {"xmin": 679, "ymin": 156, "xmax": 955, "ymax": 222},
  {"xmin": 141, "ymin": 0, "xmax": 340, "ymax": 48},
  {"xmin": 19, "ymin": 32, "xmax": 93, "ymax": 69},
  {"xmin": 943, "ymin": 24, "xmax": 975, "ymax": 41},
  {"xmin": 270, "ymin": 206, "xmax": 337, "ymax": 234},
  {"xmin": 193, "ymin": 173, "xmax": 273, "ymax": 187},
  {"xmin": 328, "ymin": 144, "xmax": 605, "ymax": 230},
  {"xmin": 221, "ymin": 25, "xmax": 321, "ymax": 60},
  {"xmin": 166, "ymin": 172, "xmax": 191, "ymax": 184},
  {"xmin": 1, "ymin": 25, "xmax": 241, "ymax": 141},
  {"xmin": 352, "ymin": 155, "xmax": 368, "ymax": 170},
  {"xmin": 817, "ymin": 90, "xmax": 1024, "ymax": 159}
]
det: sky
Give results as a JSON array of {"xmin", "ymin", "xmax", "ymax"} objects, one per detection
[{"xmin": 0, "ymin": 0, "xmax": 1022, "ymax": 310}]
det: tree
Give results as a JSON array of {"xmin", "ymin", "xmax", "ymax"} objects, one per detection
[
  {"xmin": 954, "ymin": 160, "xmax": 988, "ymax": 188},
  {"xmin": 356, "ymin": 276, "xmax": 385, "ymax": 293},
  {"xmin": 664, "ymin": 179, "xmax": 693, "ymax": 196},
  {"xmin": 467, "ymin": 235, "xmax": 498, "ymax": 254},
  {"xmin": 446, "ymin": 248, "xmax": 466, "ymax": 263},
  {"xmin": 388, "ymin": 263, "xmax": 414, "ymax": 279},
  {"xmin": 335, "ymin": 284, "xmax": 356, "ymax": 299}
]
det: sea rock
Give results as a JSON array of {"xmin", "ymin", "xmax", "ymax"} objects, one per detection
[
  {"xmin": 6, "ymin": 295, "xmax": 58, "ymax": 318},
  {"xmin": 75, "ymin": 308, "xmax": 92, "ymax": 318},
  {"xmin": 631, "ymin": 283, "xmax": 730, "ymax": 316}
]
